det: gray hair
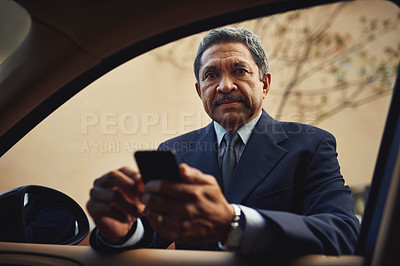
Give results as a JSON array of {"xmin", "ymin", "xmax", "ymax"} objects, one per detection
[{"xmin": 193, "ymin": 27, "xmax": 269, "ymax": 82}]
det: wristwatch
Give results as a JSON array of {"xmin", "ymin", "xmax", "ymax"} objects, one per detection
[{"xmin": 223, "ymin": 204, "xmax": 243, "ymax": 251}]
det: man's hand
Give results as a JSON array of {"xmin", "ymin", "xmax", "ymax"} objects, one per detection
[
  {"xmin": 86, "ymin": 167, "xmax": 145, "ymax": 243},
  {"xmin": 142, "ymin": 163, "xmax": 234, "ymax": 243}
]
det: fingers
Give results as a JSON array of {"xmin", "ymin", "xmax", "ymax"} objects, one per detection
[
  {"xmin": 144, "ymin": 210, "xmax": 181, "ymax": 240},
  {"xmin": 143, "ymin": 164, "xmax": 218, "ymax": 198},
  {"xmin": 144, "ymin": 180, "xmax": 200, "ymax": 201},
  {"xmin": 141, "ymin": 163, "xmax": 233, "ymax": 243},
  {"xmin": 119, "ymin": 167, "xmax": 144, "ymax": 192},
  {"xmin": 87, "ymin": 166, "xmax": 146, "ymax": 237},
  {"xmin": 142, "ymin": 180, "xmax": 228, "ymax": 225},
  {"xmin": 142, "ymin": 164, "xmax": 224, "ymax": 219},
  {"xmin": 94, "ymin": 166, "xmax": 143, "ymax": 196},
  {"xmin": 87, "ymin": 167, "xmax": 144, "ymax": 227},
  {"xmin": 145, "ymin": 209, "xmax": 224, "ymax": 243},
  {"xmin": 145, "ymin": 209, "xmax": 185, "ymax": 239},
  {"xmin": 89, "ymin": 186, "xmax": 144, "ymax": 219},
  {"xmin": 141, "ymin": 192, "xmax": 199, "ymax": 219},
  {"xmin": 86, "ymin": 186, "xmax": 141, "ymax": 243},
  {"xmin": 179, "ymin": 163, "xmax": 217, "ymax": 185},
  {"xmin": 87, "ymin": 197, "xmax": 132, "ymax": 223}
]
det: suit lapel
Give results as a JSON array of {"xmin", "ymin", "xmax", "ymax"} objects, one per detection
[
  {"xmin": 176, "ymin": 112, "xmax": 288, "ymax": 202},
  {"xmin": 180, "ymin": 124, "xmax": 222, "ymax": 188},
  {"xmin": 226, "ymin": 111, "xmax": 288, "ymax": 203}
]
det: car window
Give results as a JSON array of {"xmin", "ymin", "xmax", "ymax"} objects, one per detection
[{"xmin": 1, "ymin": 0, "xmax": 399, "ymax": 223}]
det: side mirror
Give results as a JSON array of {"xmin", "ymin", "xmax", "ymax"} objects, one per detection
[{"xmin": 0, "ymin": 185, "xmax": 89, "ymax": 245}]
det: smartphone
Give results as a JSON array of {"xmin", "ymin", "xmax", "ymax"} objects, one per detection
[{"xmin": 134, "ymin": 150, "xmax": 182, "ymax": 183}]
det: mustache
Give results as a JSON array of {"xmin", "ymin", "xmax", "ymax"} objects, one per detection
[{"xmin": 212, "ymin": 95, "xmax": 247, "ymax": 107}]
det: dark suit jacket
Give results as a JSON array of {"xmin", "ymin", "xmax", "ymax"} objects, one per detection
[{"xmin": 91, "ymin": 110, "xmax": 360, "ymax": 256}]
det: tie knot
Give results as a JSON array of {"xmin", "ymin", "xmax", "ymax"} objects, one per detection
[{"xmin": 224, "ymin": 131, "xmax": 240, "ymax": 148}]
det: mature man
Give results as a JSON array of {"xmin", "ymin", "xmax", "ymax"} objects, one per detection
[{"xmin": 87, "ymin": 27, "xmax": 360, "ymax": 256}]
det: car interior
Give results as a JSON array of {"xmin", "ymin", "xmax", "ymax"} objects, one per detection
[{"xmin": 0, "ymin": 0, "xmax": 399, "ymax": 265}]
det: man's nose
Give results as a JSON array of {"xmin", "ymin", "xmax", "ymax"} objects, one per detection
[{"xmin": 217, "ymin": 75, "xmax": 237, "ymax": 93}]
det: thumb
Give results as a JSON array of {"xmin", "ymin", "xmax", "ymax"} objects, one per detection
[{"xmin": 179, "ymin": 163, "xmax": 216, "ymax": 185}]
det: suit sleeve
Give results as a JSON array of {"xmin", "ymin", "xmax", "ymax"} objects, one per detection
[
  {"xmin": 90, "ymin": 216, "xmax": 172, "ymax": 252},
  {"xmin": 241, "ymin": 134, "xmax": 360, "ymax": 256}
]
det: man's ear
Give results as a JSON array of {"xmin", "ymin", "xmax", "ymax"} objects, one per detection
[
  {"xmin": 195, "ymin": 82, "xmax": 202, "ymax": 99},
  {"xmin": 261, "ymin": 73, "xmax": 271, "ymax": 99}
]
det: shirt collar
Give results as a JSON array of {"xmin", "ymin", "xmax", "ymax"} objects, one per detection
[{"xmin": 214, "ymin": 111, "xmax": 262, "ymax": 146}]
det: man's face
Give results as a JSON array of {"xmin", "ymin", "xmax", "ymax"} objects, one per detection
[{"xmin": 195, "ymin": 42, "xmax": 271, "ymax": 131}]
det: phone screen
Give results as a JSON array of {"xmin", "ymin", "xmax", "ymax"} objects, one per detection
[{"xmin": 134, "ymin": 150, "xmax": 182, "ymax": 183}]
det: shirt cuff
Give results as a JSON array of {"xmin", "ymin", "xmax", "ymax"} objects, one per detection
[
  {"xmin": 98, "ymin": 218, "xmax": 145, "ymax": 248},
  {"xmin": 237, "ymin": 205, "xmax": 272, "ymax": 255},
  {"xmin": 218, "ymin": 204, "xmax": 266, "ymax": 253}
]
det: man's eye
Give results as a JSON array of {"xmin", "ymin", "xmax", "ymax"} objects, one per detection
[
  {"xmin": 236, "ymin": 69, "xmax": 247, "ymax": 74},
  {"xmin": 205, "ymin": 73, "xmax": 217, "ymax": 79}
]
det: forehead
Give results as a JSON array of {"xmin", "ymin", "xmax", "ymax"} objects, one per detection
[{"xmin": 200, "ymin": 42, "xmax": 256, "ymax": 69}]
